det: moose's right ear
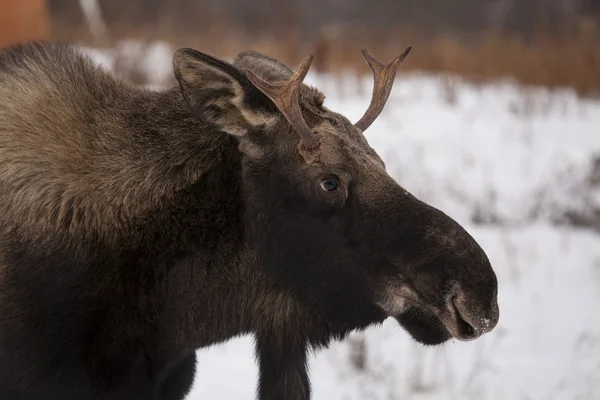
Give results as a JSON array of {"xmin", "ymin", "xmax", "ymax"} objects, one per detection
[{"xmin": 173, "ymin": 48, "xmax": 274, "ymax": 137}]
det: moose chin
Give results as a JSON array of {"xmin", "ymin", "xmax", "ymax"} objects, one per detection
[{"xmin": 0, "ymin": 41, "xmax": 499, "ymax": 400}]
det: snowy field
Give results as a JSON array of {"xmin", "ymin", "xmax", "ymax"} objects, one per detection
[{"xmin": 87, "ymin": 42, "xmax": 600, "ymax": 400}]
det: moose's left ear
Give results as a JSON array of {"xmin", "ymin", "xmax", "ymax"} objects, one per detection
[{"xmin": 173, "ymin": 48, "xmax": 272, "ymax": 137}]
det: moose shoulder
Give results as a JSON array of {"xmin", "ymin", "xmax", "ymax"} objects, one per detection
[{"xmin": 0, "ymin": 42, "xmax": 499, "ymax": 400}]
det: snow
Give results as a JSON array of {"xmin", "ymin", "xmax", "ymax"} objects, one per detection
[{"xmin": 84, "ymin": 42, "xmax": 600, "ymax": 400}]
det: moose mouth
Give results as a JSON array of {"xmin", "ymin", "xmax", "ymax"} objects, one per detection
[{"xmin": 394, "ymin": 297, "xmax": 481, "ymax": 346}]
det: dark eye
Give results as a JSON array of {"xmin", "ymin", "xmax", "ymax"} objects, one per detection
[{"xmin": 320, "ymin": 178, "xmax": 339, "ymax": 192}]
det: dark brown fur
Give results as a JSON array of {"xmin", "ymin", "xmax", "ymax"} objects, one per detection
[{"xmin": 0, "ymin": 42, "xmax": 499, "ymax": 400}]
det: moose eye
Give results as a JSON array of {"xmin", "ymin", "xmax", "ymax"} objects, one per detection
[{"xmin": 320, "ymin": 178, "xmax": 339, "ymax": 192}]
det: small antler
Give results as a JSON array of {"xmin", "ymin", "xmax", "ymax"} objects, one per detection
[
  {"xmin": 354, "ymin": 46, "xmax": 412, "ymax": 132},
  {"xmin": 245, "ymin": 55, "xmax": 319, "ymax": 149}
]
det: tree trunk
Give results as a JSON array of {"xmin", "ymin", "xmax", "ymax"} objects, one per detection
[{"xmin": 0, "ymin": 0, "xmax": 50, "ymax": 49}]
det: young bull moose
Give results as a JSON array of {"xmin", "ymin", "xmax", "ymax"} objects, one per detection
[{"xmin": 0, "ymin": 41, "xmax": 499, "ymax": 400}]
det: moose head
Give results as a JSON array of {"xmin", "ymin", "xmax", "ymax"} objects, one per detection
[{"xmin": 173, "ymin": 45, "xmax": 499, "ymax": 346}]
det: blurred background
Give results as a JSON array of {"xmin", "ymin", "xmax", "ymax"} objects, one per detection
[
  {"xmin": 2, "ymin": 1, "xmax": 600, "ymax": 399},
  {"xmin": 4, "ymin": 0, "xmax": 600, "ymax": 93}
]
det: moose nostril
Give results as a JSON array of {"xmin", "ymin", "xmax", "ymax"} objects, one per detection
[
  {"xmin": 454, "ymin": 305, "xmax": 479, "ymax": 338},
  {"xmin": 451, "ymin": 297, "xmax": 481, "ymax": 339}
]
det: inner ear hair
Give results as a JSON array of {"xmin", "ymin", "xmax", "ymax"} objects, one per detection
[{"xmin": 173, "ymin": 48, "xmax": 273, "ymax": 137}]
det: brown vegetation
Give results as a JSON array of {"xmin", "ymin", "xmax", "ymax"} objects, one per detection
[
  {"xmin": 3, "ymin": 0, "xmax": 600, "ymax": 96},
  {"xmin": 106, "ymin": 27, "xmax": 600, "ymax": 96},
  {"xmin": 330, "ymin": 21, "xmax": 600, "ymax": 96},
  {"xmin": 51, "ymin": 22, "xmax": 600, "ymax": 97}
]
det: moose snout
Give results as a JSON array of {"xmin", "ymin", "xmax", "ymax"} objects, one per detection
[{"xmin": 447, "ymin": 288, "xmax": 499, "ymax": 340}]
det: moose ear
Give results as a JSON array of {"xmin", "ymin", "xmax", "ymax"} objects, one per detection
[
  {"xmin": 233, "ymin": 50, "xmax": 293, "ymax": 82},
  {"xmin": 173, "ymin": 48, "xmax": 273, "ymax": 137}
]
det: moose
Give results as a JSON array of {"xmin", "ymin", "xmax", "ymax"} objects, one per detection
[{"xmin": 0, "ymin": 41, "xmax": 499, "ymax": 400}]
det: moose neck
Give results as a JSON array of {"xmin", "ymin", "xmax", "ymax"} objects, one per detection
[
  {"xmin": 109, "ymin": 86, "xmax": 255, "ymax": 359},
  {"xmin": 137, "ymin": 88, "xmax": 367, "ymax": 366}
]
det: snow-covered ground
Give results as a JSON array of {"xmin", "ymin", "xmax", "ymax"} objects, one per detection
[{"xmin": 87, "ymin": 42, "xmax": 600, "ymax": 400}]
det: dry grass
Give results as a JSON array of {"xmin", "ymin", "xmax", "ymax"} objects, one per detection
[
  {"xmin": 310, "ymin": 21, "xmax": 600, "ymax": 97},
  {"xmin": 411, "ymin": 24, "xmax": 600, "ymax": 96},
  {"xmin": 48, "ymin": 18, "xmax": 600, "ymax": 97}
]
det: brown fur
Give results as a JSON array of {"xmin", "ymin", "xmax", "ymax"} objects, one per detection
[
  {"xmin": 0, "ymin": 45, "xmax": 220, "ymax": 245},
  {"xmin": 0, "ymin": 42, "xmax": 499, "ymax": 400}
]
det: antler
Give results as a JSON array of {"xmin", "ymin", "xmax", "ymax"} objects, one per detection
[
  {"xmin": 354, "ymin": 46, "xmax": 412, "ymax": 132},
  {"xmin": 245, "ymin": 55, "xmax": 319, "ymax": 149}
]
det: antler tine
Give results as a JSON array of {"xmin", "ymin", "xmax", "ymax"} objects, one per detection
[
  {"xmin": 245, "ymin": 54, "xmax": 319, "ymax": 149},
  {"xmin": 354, "ymin": 46, "xmax": 412, "ymax": 132}
]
